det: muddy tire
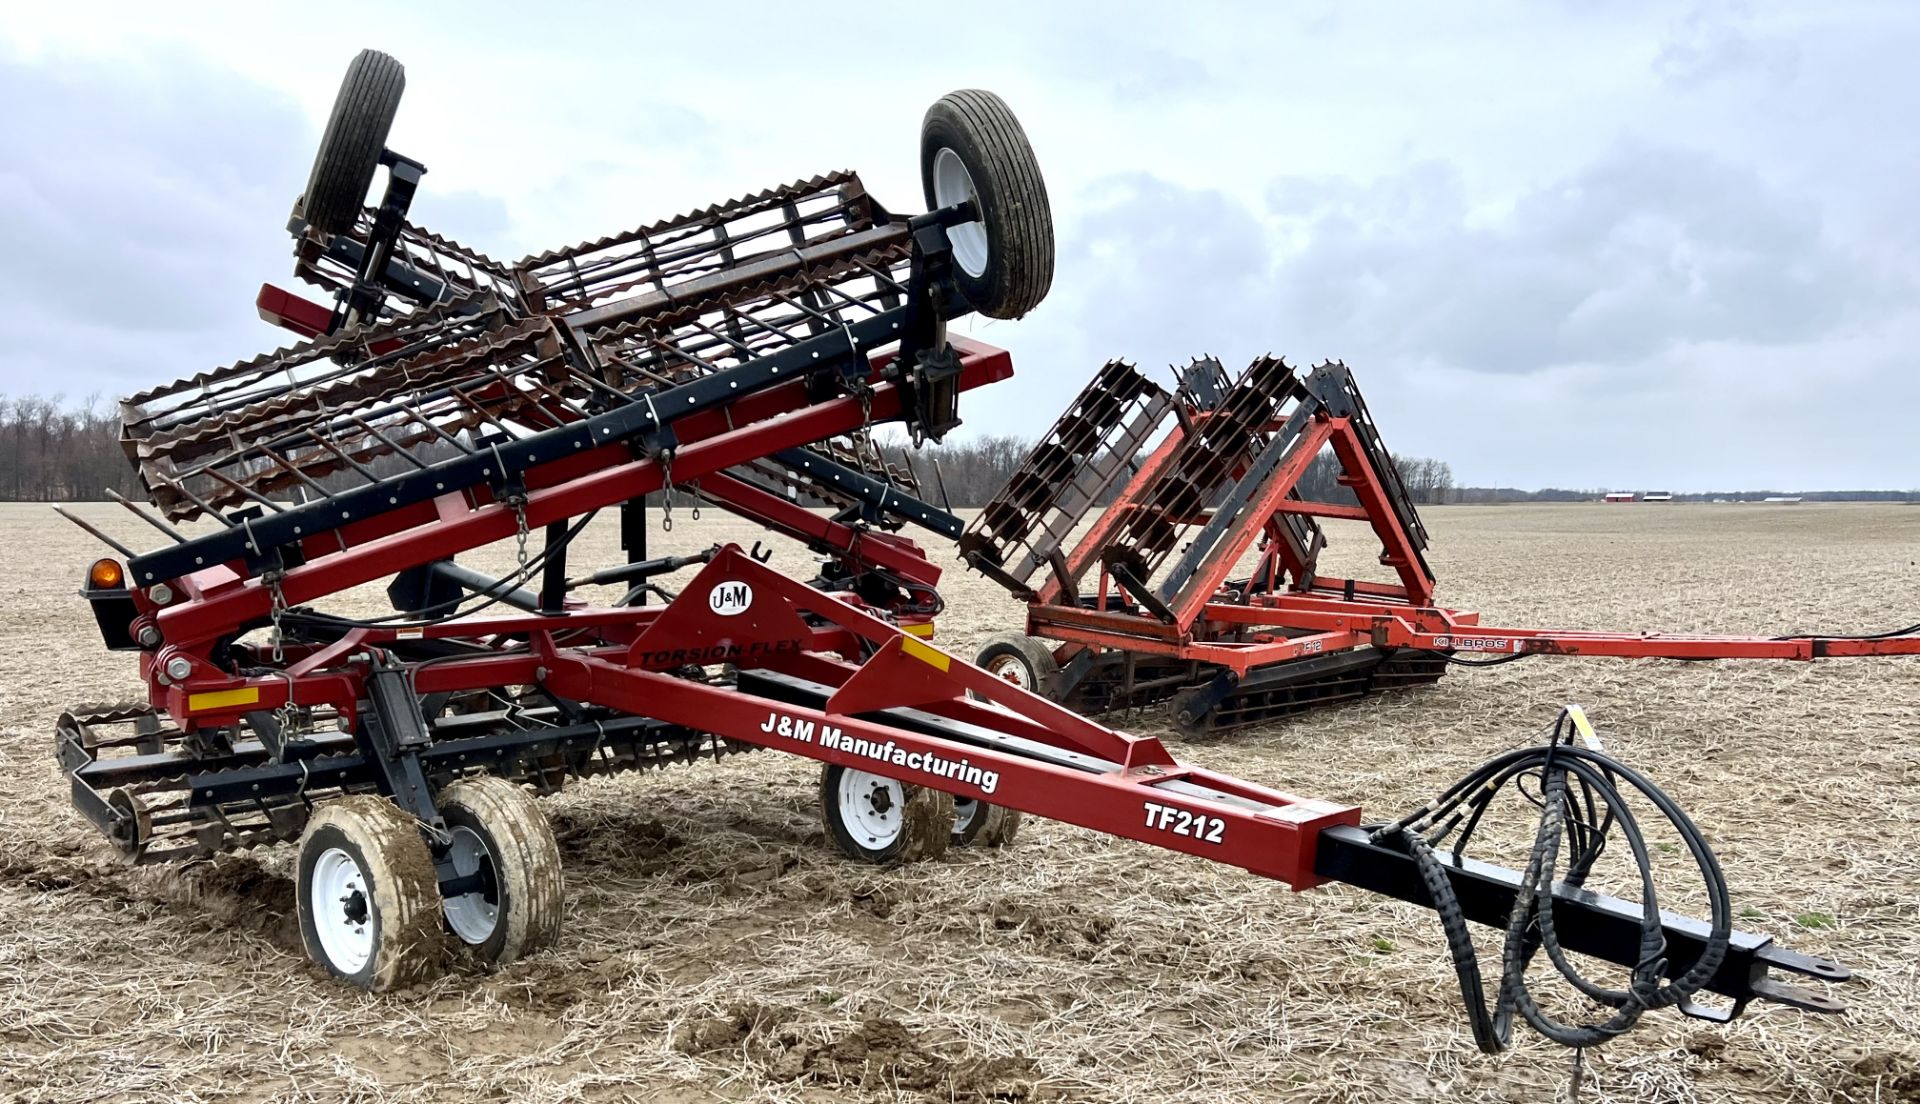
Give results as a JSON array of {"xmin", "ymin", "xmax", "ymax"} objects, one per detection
[
  {"xmin": 821, "ymin": 764, "xmax": 953, "ymax": 865},
  {"xmin": 974, "ymin": 632, "xmax": 1062, "ymax": 701},
  {"xmin": 437, "ymin": 776, "xmax": 564, "ymax": 968},
  {"xmin": 952, "ymin": 797, "xmax": 1022, "ymax": 848},
  {"xmin": 296, "ymin": 795, "xmax": 444, "ymax": 991},
  {"xmin": 298, "ymin": 49, "xmax": 405, "ymax": 237},
  {"xmin": 920, "ymin": 90, "xmax": 1054, "ymax": 319}
]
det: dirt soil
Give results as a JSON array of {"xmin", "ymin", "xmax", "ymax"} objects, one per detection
[{"xmin": 2, "ymin": 500, "xmax": 1916, "ymax": 1103}]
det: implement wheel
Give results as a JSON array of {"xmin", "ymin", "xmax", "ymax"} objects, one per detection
[
  {"xmin": 974, "ymin": 632, "xmax": 1062, "ymax": 701},
  {"xmin": 821, "ymin": 764, "xmax": 952, "ymax": 865},
  {"xmin": 296, "ymin": 796, "xmax": 443, "ymax": 991},
  {"xmin": 920, "ymin": 90, "xmax": 1054, "ymax": 319},
  {"xmin": 952, "ymin": 797, "xmax": 1022, "ymax": 848},
  {"xmin": 1167, "ymin": 685, "xmax": 1218, "ymax": 740},
  {"xmin": 297, "ymin": 49, "xmax": 406, "ymax": 237},
  {"xmin": 437, "ymin": 776, "xmax": 564, "ymax": 968}
]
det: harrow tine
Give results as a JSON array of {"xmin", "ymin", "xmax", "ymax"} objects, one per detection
[
  {"xmin": 261, "ymin": 446, "xmax": 342, "ymax": 496},
  {"xmin": 199, "ymin": 466, "xmax": 293, "ymax": 513},
  {"xmin": 106, "ymin": 489, "xmax": 189, "ymax": 542},
  {"xmin": 307, "ymin": 432, "xmax": 387, "ymax": 484},
  {"xmin": 152, "ymin": 474, "xmax": 239, "ymax": 526},
  {"xmin": 345, "ymin": 414, "xmax": 436, "ymax": 470},
  {"xmin": 52, "ymin": 505, "xmax": 139, "ymax": 559},
  {"xmin": 932, "ymin": 457, "xmax": 952, "ymax": 512}
]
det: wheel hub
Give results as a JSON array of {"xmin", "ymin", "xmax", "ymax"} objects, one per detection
[
  {"xmin": 837, "ymin": 769, "xmax": 906, "ymax": 847},
  {"xmin": 442, "ymin": 825, "xmax": 502, "ymax": 946},
  {"xmin": 931, "ymin": 148, "xmax": 990, "ymax": 279},
  {"xmin": 311, "ymin": 847, "xmax": 374, "ymax": 973},
  {"xmin": 987, "ymin": 655, "xmax": 1032, "ymax": 689}
]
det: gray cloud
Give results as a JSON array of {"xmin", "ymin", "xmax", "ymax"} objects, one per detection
[
  {"xmin": 976, "ymin": 142, "xmax": 1910, "ymax": 489},
  {"xmin": 3, "ymin": 7, "xmax": 1915, "ymax": 491},
  {"xmin": 1264, "ymin": 142, "xmax": 1886, "ymax": 374},
  {"xmin": 1654, "ymin": 6, "xmax": 1800, "ymax": 87},
  {"xmin": 0, "ymin": 50, "xmax": 310, "ymax": 394}
]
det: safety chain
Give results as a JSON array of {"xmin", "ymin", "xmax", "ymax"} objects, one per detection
[
  {"xmin": 659, "ymin": 451, "xmax": 675, "ymax": 532},
  {"xmin": 509, "ymin": 495, "xmax": 530, "ymax": 565},
  {"xmin": 856, "ymin": 379, "xmax": 875, "ymax": 430},
  {"xmin": 272, "ymin": 669, "xmax": 302, "ymax": 750},
  {"xmin": 264, "ymin": 570, "xmax": 290, "ymax": 664}
]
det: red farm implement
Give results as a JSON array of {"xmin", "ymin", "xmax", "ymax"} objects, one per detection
[
  {"xmin": 959, "ymin": 356, "xmax": 1920, "ymax": 735},
  {"xmin": 54, "ymin": 49, "xmax": 1852, "ymax": 1055}
]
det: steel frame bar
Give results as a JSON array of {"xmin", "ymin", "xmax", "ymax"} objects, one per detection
[{"xmin": 142, "ymin": 342, "xmax": 1010, "ymax": 650}]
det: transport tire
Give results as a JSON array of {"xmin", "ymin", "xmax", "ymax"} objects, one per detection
[
  {"xmin": 297, "ymin": 49, "xmax": 406, "ymax": 237},
  {"xmin": 920, "ymin": 90, "xmax": 1054, "ymax": 319},
  {"xmin": 952, "ymin": 797, "xmax": 1022, "ymax": 848},
  {"xmin": 296, "ymin": 795, "xmax": 444, "ymax": 991},
  {"xmin": 436, "ymin": 776, "xmax": 564, "ymax": 967},
  {"xmin": 973, "ymin": 632, "xmax": 1062, "ymax": 701},
  {"xmin": 820, "ymin": 764, "xmax": 953, "ymax": 865}
]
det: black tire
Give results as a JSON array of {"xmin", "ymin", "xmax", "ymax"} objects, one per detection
[
  {"xmin": 298, "ymin": 49, "xmax": 406, "ymax": 237},
  {"xmin": 952, "ymin": 797, "xmax": 1022, "ymax": 848},
  {"xmin": 973, "ymin": 632, "xmax": 1062, "ymax": 701},
  {"xmin": 437, "ymin": 776, "xmax": 565, "ymax": 967},
  {"xmin": 820, "ymin": 763, "xmax": 953, "ymax": 865},
  {"xmin": 920, "ymin": 90, "xmax": 1054, "ymax": 320},
  {"xmin": 296, "ymin": 796, "xmax": 444, "ymax": 991}
]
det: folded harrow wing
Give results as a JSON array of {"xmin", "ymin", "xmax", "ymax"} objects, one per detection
[
  {"xmin": 960, "ymin": 356, "xmax": 1920, "ymax": 735},
  {"xmin": 54, "ymin": 49, "xmax": 1852, "ymax": 1056}
]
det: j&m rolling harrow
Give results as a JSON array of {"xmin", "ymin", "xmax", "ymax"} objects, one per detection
[
  {"xmin": 959, "ymin": 356, "xmax": 1920, "ymax": 735},
  {"xmin": 55, "ymin": 50, "xmax": 1852, "ymax": 1055}
]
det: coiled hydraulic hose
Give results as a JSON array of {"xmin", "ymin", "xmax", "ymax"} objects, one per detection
[{"xmin": 1370, "ymin": 709, "xmax": 1732, "ymax": 1052}]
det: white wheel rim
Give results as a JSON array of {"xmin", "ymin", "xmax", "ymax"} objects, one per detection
[
  {"xmin": 837, "ymin": 769, "xmax": 906, "ymax": 850},
  {"xmin": 311, "ymin": 847, "xmax": 374, "ymax": 974},
  {"xmin": 442, "ymin": 826, "xmax": 500, "ymax": 946},
  {"xmin": 931, "ymin": 148, "xmax": 990, "ymax": 279},
  {"xmin": 985, "ymin": 653, "xmax": 1034, "ymax": 691},
  {"xmin": 953, "ymin": 797, "xmax": 980, "ymax": 835}
]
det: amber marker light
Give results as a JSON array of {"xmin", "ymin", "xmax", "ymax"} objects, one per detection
[{"xmin": 88, "ymin": 558, "xmax": 126, "ymax": 589}]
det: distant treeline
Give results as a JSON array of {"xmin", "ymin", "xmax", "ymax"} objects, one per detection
[
  {"xmin": 2, "ymin": 394, "xmax": 1908, "ymax": 508},
  {"xmin": 889, "ymin": 434, "xmax": 1457, "ymax": 507},
  {"xmin": 0, "ymin": 396, "xmax": 140, "ymax": 501},
  {"xmin": 1452, "ymin": 486, "xmax": 1919, "ymax": 503}
]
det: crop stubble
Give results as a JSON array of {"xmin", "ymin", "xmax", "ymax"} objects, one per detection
[{"xmin": 0, "ymin": 501, "xmax": 1914, "ymax": 1103}]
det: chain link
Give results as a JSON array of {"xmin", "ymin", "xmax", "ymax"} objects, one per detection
[
  {"xmin": 659, "ymin": 451, "xmax": 675, "ymax": 532},
  {"xmin": 510, "ymin": 495, "xmax": 530, "ymax": 565},
  {"xmin": 272, "ymin": 670, "xmax": 301, "ymax": 751},
  {"xmin": 264, "ymin": 571, "xmax": 290, "ymax": 664}
]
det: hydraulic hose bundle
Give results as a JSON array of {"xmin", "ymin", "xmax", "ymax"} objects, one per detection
[{"xmin": 1372, "ymin": 708, "xmax": 1733, "ymax": 1052}]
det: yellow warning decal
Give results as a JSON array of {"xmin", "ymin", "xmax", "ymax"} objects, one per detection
[
  {"xmin": 188, "ymin": 686, "xmax": 262, "ymax": 712},
  {"xmin": 903, "ymin": 621, "xmax": 936, "ymax": 638},
  {"xmin": 900, "ymin": 635, "xmax": 951, "ymax": 671},
  {"xmin": 1566, "ymin": 704, "xmax": 1603, "ymax": 751}
]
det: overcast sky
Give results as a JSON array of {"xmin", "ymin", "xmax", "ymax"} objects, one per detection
[{"xmin": 2, "ymin": 1, "xmax": 1916, "ymax": 491}]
